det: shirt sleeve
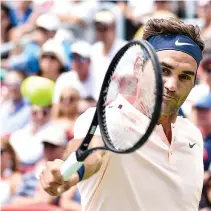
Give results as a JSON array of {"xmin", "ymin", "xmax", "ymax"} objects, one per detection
[{"xmin": 74, "ymin": 107, "xmax": 101, "ymax": 139}]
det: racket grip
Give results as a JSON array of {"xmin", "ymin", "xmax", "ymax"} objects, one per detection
[{"xmin": 60, "ymin": 152, "xmax": 84, "ymax": 181}]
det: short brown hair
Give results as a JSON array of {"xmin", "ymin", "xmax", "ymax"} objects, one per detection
[{"xmin": 143, "ymin": 18, "xmax": 205, "ymax": 52}]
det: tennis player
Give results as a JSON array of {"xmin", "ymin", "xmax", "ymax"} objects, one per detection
[{"xmin": 40, "ymin": 18, "xmax": 205, "ymax": 211}]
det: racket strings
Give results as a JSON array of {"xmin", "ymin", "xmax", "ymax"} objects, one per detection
[{"xmin": 102, "ymin": 42, "xmax": 159, "ymax": 151}]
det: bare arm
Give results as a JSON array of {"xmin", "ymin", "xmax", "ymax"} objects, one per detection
[{"xmin": 40, "ymin": 135, "xmax": 105, "ymax": 196}]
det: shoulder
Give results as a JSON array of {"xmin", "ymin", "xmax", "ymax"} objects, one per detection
[
  {"xmin": 176, "ymin": 116, "xmax": 203, "ymax": 145},
  {"xmin": 56, "ymin": 71, "xmax": 77, "ymax": 82},
  {"xmin": 91, "ymin": 42, "xmax": 103, "ymax": 53}
]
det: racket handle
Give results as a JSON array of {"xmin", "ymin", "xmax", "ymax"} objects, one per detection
[{"xmin": 60, "ymin": 152, "xmax": 84, "ymax": 181}]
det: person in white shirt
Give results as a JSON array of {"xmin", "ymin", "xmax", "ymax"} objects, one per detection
[
  {"xmin": 91, "ymin": 10, "xmax": 127, "ymax": 100},
  {"xmin": 39, "ymin": 18, "xmax": 205, "ymax": 211},
  {"xmin": 53, "ymin": 41, "xmax": 95, "ymax": 104}
]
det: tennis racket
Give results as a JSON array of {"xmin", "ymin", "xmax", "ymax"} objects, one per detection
[{"xmin": 61, "ymin": 40, "xmax": 163, "ymax": 181}]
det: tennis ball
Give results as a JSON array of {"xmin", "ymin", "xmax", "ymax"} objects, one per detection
[{"xmin": 21, "ymin": 76, "xmax": 55, "ymax": 107}]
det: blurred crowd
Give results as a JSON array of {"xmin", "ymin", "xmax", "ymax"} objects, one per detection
[{"xmin": 0, "ymin": 0, "xmax": 211, "ymax": 211}]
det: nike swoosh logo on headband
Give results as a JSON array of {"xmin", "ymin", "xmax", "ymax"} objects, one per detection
[{"xmin": 175, "ymin": 39, "xmax": 194, "ymax": 46}]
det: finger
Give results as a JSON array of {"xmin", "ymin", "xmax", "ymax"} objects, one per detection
[{"xmin": 50, "ymin": 159, "xmax": 64, "ymax": 184}]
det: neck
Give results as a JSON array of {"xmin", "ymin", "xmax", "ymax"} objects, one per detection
[
  {"xmin": 103, "ymin": 37, "xmax": 115, "ymax": 55},
  {"xmin": 63, "ymin": 112, "xmax": 78, "ymax": 120},
  {"xmin": 158, "ymin": 113, "xmax": 177, "ymax": 143},
  {"xmin": 12, "ymin": 98, "xmax": 22, "ymax": 105},
  {"xmin": 42, "ymin": 73, "xmax": 59, "ymax": 82}
]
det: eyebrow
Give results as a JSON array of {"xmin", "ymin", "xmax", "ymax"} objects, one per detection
[
  {"xmin": 160, "ymin": 62, "xmax": 174, "ymax": 70},
  {"xmin": 160, "ymin": 62, "xmax": 195, "ymax": 76},
  {"xmin": 182, "ymin": 70, "xmax": 195, "ymax": 76}
]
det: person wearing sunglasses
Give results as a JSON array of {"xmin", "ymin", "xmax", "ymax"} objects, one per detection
[
  {"xmin": 0, "ymin": 70, "xmax": 31, "ymax": 137},
  {"xmin": 91, "ymin": 10, "xmax": 126, "ymax": 100},
  {"xmin": 52, "ymin": 87, "xmax": 80, "ymax": 140},
  {"xmin": 53, "ymin": 40, "xmax": 95, "ymax": 104},
  {"xmin": 9, "ymin": 105, "xmax": 52, "ymax": 171}
]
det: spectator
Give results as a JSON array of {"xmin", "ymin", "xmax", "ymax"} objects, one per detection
[
  {"xmin": 9, "ymin": 105, "xmax": 52, "ymax": 170},
  {"xmin": 38, "ymin": 38, "xmax": 67, "ymax": 81},
  {"xmin": 9, "ymin": 125, "xmax": 67, "ymax": 206},
  {"xmin": 78, "ymin": 96, "xmax": 96, "ymax": 115},
  {"xmin": 53, "ymin": 40, "xmax": 94, "ymax": 103},
  {"xmin": 55, "ymin": 0, "xmax": 98, "ymax": 43},
  {"xmin": 192, "ymin": 93, "xmax": 211, "ymax": 171},
  {"xmin": 9, "ymin": 1, "xmax": 33, "ymax": 27},
  {"xmin": 91, "ymin": 10, "xmax": 126, "ymax": 100},
  {"xmin": 197, "ymin": 0, "xmax": 211, "ymax": 41},
  {"xmin": 1, "ymin": 13, "xmax": 61, "ymax": 75},
  {"xmin": 52, "ymin": 87, "xmax": 80, "ymax": 139},
  {"xmin": 1, "ymin": 3, "xmax": 13, "ymax": 46},
  {"xmin": 134, "ymin": 1, "xmax": 177, "ymax": 40},
  {"xmin": 0, "ymin": 70, "xmax": 31, "ymax": 137},
  {"xmin": 200, "ymin": 172, "xmax": 211, "ymax": 209},
  {"xmin": 0, "ymin": 137, "xmax": 22, "ymax": 205}
]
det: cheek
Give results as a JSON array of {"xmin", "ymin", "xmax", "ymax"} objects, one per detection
[{"xmin": 178, "ymin": 82, "xmax": 194, "ymax": 99}]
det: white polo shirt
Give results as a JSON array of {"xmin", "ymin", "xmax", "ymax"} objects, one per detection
[{"xmin": 74, "ymin": 95, "xmax": 204, "ymax": 211}]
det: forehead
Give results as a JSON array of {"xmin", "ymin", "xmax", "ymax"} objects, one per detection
[
  {"xmin": 156, "ymin": 50, "xmax": 198, "ymax": 72},
  {"xmin": 5, "ymin": 72, "xmax": 23, "ymax": 83},
  {"xmin": 61, "ymin": 88, "xmax": 79, "ymax": 96}
]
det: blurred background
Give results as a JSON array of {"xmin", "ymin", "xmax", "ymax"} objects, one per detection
[{"xmin": 0, "ymin": 0, "xmax": 211, "ymax": 211}]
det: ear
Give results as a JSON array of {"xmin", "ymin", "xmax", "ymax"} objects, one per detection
[{"xmin": 133, "ymin": 56, "xmax": 145, "ymax": 78}]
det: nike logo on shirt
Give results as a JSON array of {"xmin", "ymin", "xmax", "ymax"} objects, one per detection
[{"xmin": 189, "ymin": 143, "xmax": 196, "ymax": 148}]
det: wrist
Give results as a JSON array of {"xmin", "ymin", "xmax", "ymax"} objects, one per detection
[{"xmin": 77, "ymin": 165, "xmax": 85, "ymax": 181}]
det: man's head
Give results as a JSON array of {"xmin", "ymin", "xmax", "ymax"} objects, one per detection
[
  {"xmin": 94, "ymin": 10, "xmax": 116, "ymax": 44},
  {"xmin": 71, "ymin": 41, "xmax": 91, "ymax": 81},
  {"xmin": 31, "ymin": 105, "xmax": 51, "ymax": 127},
  {"xmin": 40, "ymin": 39, "xmax": 66, "ymax": 81},
  {"xmin": 197, "ymin": 0, "xmax": 211, "ymax": 22},
  {"xmin": 41, "ymin": 125, "xmax": 67, "ymax": 161},
  {"xmin": 142, "ymin": 18, "xmax": 204, "ymax": 117},
  {"xmin": 201, "ymin": 57, "xmax": 211, "ymax": 89},
  {"xmin": 33, "ymin": 14, "xmax": 61, "ymax": 46},
  {"xmin": 5, "ymin": 70, "xmax": 26, "ymax": 103},
  {"xmin": 192, "ymin": 93, "xmax": 211, "ymax": 135},
  {"xmin": 35, "ymin": 13, "xmax": 60, "ymax": 38}
]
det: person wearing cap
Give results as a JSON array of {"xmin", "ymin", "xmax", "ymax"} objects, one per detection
[
  {"xmin": 0, "ymin": 70, "xmax": 31, "ymax": 137},
  {"xmin": 53, "ymin": 40, "xmax": 95, "ymax": 104},
  {"xmin": 91, "ymin": 10, "xmax": 127, "ymax": 100},
  {"xmin": 192, "ymin": 93, "xmax": 211, "ymax": 171},
  {"xmin": 1, "ymin": 14, "xmax": 61, "ymax": 76},
  {"xmin": 9, "ymin": 125, "xmax": 67, "ymax": 206},
  {"xmin": 40, "ymin": 18, "xmax": 205, "ymax": 210},
  {"xmin": 38, "ymin": 39, "xmax": 67, "ymax": 82}
]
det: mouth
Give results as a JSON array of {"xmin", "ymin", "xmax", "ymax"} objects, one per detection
[{"xmin": 162, "ymin": 95, "xmax": 176, "ymax": 101}]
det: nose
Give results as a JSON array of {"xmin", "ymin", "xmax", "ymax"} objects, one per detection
[{"xmin": 164, "ymin": 77, "xmax": 177, "ymax": 92}]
